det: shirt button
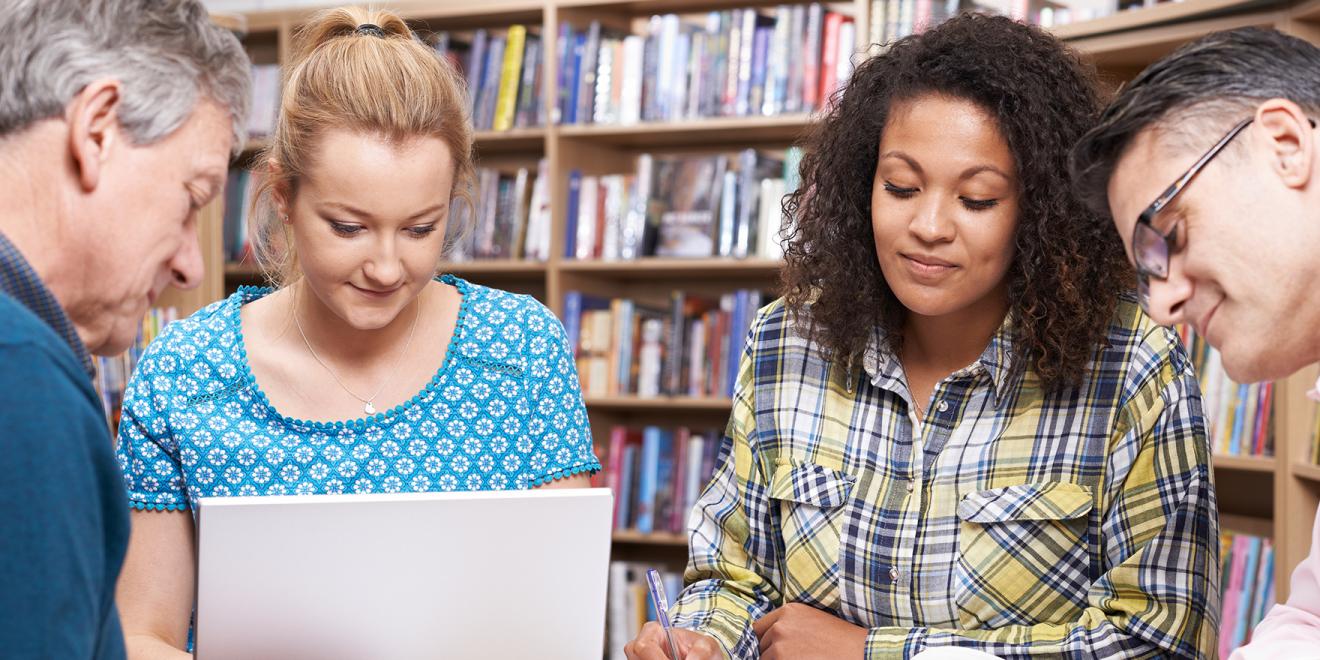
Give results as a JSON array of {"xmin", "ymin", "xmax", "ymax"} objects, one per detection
[
  {"xmin": 937, "ymin": 400, "xmax": 949, "ymax": 413},
  {"xmin": 906, "ymin": 480, "xmax": 915, "ymax": 493},
  {"xmin": 889, "ymin": 567, "xmax": 900, "ymax": 581}
]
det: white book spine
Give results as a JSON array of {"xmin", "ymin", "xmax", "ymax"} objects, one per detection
[
  {"xmin": 637, "ymin": 319, "xmax": 664, "ymax": 398},
  {"xmin": 576, "ymin": 176, "xmax": 599, "ymax": 260},
  {"xmin": 619, "ymin": 35, "xmax": 645, "ymax": 125}
]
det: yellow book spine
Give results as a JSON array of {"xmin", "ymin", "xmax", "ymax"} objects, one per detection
[{"xmin": 494, "ymin": 25, "xmax": 526, "ymax": 132}]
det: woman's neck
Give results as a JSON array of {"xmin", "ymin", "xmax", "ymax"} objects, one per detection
[
  {"xmin": 901, "ymin": 286, "xmax": 1010, "ymax": 375},
  {"xmin": 287, "ymin": 279, "xmax": 425, "ymax": 367}
]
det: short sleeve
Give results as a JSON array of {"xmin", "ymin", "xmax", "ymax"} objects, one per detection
[
  {"xmin": 523, "ymin": 302, "xmax": 600, "ymax": 486},
  {"xmin": 115, "ymin": 339, "xmax": 188, "ymax": 511}
]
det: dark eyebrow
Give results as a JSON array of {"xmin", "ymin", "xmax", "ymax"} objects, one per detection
[
  {"xmin": 879, "ymin": 151, "xmax": 1013, "ymax": 182},
  {"xmin": 321, "ymin": 201, "xmax": 447, "ymax": 222}
]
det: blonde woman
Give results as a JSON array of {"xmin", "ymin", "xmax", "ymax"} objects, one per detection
[{"xmin": 113, "ymin": 8, "xmax": 599, "ymax": 657}]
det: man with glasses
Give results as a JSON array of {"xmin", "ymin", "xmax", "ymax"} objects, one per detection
[{"xmin": 1071, "ymin": 26, "xmax": 1320, "ymax": 658}]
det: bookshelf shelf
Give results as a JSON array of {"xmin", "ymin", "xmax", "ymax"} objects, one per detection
[
  {"xmin": 1213, "ymin": 455, "xmax": 1278, "ymax": 474},
  {"xmin": 209, "ymin": 12, "xmax": 246, "ymax": 34},
  {"xmin": 473, "ymin": 128, "xmax": 548, "ymax": 154},
  {"xmin": 1065, "ymin": 7, "xmax": 1284, "ymax": 69},
  {"xmin": 445, "ymin": 260, "xmax": 548, "ymax": 278},
  {"xmin": 559, "ymin": 257, "xmax": 782, "ymax": 280},
  {"xmin": 1294, "ymin": 461, "xmax": 1320, "ymax": 484},
  {"xmin": 244, "ymin": 1, "xmax": 546, "ymax": 33},
  {"xmin": 1296, "ymin": 0, "xmax": 1320, "ymax": 21},
  {"xmin": 557, "ymin": 115, "xmax": 815, "ymax": 149},
  {"xmin": 1221, "ymin": 513, "xmax": 1275, "ymax": 538},
  {"xmin": 612, "ymin": 530, "xmax": 689, "ymax": 546},
  {"xmin": 586, "ymin": 396, "xmax": 734, "ymax": 412},
  {"xmin": 1051, "ymin": 0, "xmax": 1281, "ymax": 41}
]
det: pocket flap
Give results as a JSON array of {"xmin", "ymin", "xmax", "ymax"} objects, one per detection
[
  {"xmin": 957, "ymin": 482, "xmax": 1093, "ymax": 524},
  {"xmin": 768, "ymin": 460, "xmax": 855, "ymax": 508}
]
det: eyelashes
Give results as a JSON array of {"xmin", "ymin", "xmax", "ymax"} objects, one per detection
[
  {"xmin": 326, "ymin": 219, "xmax": 440, "ymax": 238},
  {"xmin": 882, "ymin": 181, "xmax": 1001, "ymax": 212}
]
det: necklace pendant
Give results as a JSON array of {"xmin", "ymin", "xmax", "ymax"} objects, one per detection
[{"xmin": 364, "ymin": 401, "xmax": 376, "ymax": 415}]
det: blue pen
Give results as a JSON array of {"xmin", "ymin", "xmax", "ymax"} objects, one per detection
[{"xmin": 645, "ymin": 569, "xmax": 682, "ymax": 660}]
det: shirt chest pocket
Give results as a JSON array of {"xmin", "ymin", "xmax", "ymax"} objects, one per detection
[
  {"xmin": 768, "ymin": 459, "xmax": 854, "ymax": 607},
  {"xmin": 954, "ymin": 481, "xmax": 1094, "ymax": 630}
]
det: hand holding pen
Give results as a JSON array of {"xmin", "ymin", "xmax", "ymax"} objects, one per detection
[{"xmin": 623, "ymin": 570, "xmax": 724, "ymax": 660}]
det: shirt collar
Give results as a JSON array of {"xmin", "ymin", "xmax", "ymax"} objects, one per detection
[
  {"xmin": 862, "ymin": 313, "xmax": 1021, "ymax": 407},
  {"xmin": 0, "ymin": 232, "xmax": 95, "ymax": 377}
]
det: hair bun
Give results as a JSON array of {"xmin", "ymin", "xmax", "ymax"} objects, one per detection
[{"xmin": 292, "ymin": 6, "xmax": 412, "ymax": 66}]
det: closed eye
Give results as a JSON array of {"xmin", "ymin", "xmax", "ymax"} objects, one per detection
[
  {"xmin": 883, "ymin": 181, "xmax": 918, "ymax": 199},
  {"xmin": 406, "ymin": 223, "xmax": 439, "ymax": 238},
  {"xmin": 328, "ymin": 220, "xmax": 364, "ymax": 236},
  {"xmin": 960, "ymin": 197, "xmax": 999, "ymax": 211}
]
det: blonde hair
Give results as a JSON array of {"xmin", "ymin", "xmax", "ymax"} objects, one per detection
[{"xmin": 251, "ymin": 6, "xmax": 474, "ymax": 287}]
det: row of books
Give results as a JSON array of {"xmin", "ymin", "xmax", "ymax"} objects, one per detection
[
  {"xmin": 221, "ymin": 168, "xmax": 260, "ymax": 264},
  {"xmin": 1180, "ymin": 326, "xmax": 1274, "ymax": 457},
  {"xmin": 433, "ymin": 26, "xmax": 546, "ymax": 132},
  {"xmin": 95, "ymin": 307, "xmax": 178, "ymax": 432},
  {"xmin": 565, "ymin": 148, "xmax": 802, "ymax": 261},
  {"xmin": 557, "ymin": 6, "xmax": 856, "ymax": 126},
  {"xmin": 1219, "ymin": 532, "xmax": 1276, "ymax": 659},
  {"xmin": 448, "ymin": 161, "xmax": 552, "ymax": 262},
  {"xmin": 595, "ymin": 426, "xmax": 724, "ymax": 534},
  {"xmin": 606, "ymin": 562, "xmax": 682, "ymax": 660},
  {"xmin": 565, "ymin": 290, "xmax": 766, "ymax": 399}
]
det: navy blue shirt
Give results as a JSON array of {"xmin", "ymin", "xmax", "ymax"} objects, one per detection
[{"xmin": 0, "ymin": 232, "xmax": 128, "ymax": 659}]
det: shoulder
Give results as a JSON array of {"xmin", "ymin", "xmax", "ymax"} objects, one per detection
[
  {"xmin": 746, "ymin": 297, "xmax": 827, "ymax": 365},
  {"xmin": 449, "ymin": 277, "xmax": 563, "ymax": 375},
  {"xmin": 130, "ymin": 288, "xmax": 250, "ymax": 390},
  {"xmin": 0, "ymin": 294, "xmax": 91, "ymax": 384},
  {"xmin": 1092, "ymin": 293, "xmax": 1194, "ymax": 403}
]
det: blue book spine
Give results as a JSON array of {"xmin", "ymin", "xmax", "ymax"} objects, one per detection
[
  {"xmin": 726, "ymin": 290, "xmax": 749, "ymax": 396},
  {"xmin": 555, "ymin": 22, "xmax": 574, "ymax": 124},
  {"xmin": 654, "ymin": 429, "xmax": 675, "ymax": 531},
  {"xmin": 563, "ymin": 291, "xmax": 583, "ymax": 356},
  {"xmin": 568, "ymin": 32, "xmax": 587, "ymax": 124},
  {"xmin": 1234, "ymin": 536, "xmax": 1262, "ymax": 646},
  {"xmin": 636, "ymin": 426, "xmax": 662, "ymax": 533},
  {"xmin": 564, "ymin": 169, "xmax": 582, "ymax": 257},
  {"xmin": 467, "ymin": 29, "xmax": 489, "ymax": 118}
]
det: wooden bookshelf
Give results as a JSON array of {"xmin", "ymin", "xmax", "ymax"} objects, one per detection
[
  {"xmin": 1213, "ymin": 454, "xmax": 1278, "ymax": 474},
  {"xmin": 1295, "ymin": 461, "xmax": 1320, "ymax": 484},
  {"xmin": 557, "ymin": 114, "xmax": 815, "ymax": 148},
  {"xmin": 586, "ymin": 396, "xmax": 734, "ymax": 412},
  {"xmin": 612, "ymin": 530, "xmax": 689, "ymax": 546},
  {"xmin": 194, "ymin": 0, "xmax": 1320, "ymax": 616}
]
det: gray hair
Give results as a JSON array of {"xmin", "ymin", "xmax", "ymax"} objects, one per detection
[
  {"xmin": 1071, "ymin": 27, "xmax": 1320, "ymax": 218},
  {"xmin": 0, "ymin": 0, "xmax": 251, "ymax": 155}
]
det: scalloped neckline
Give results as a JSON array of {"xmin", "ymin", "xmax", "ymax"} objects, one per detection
[{"xmin": 230, "ymin": 274, "xmax": 472, "ymax": 431}]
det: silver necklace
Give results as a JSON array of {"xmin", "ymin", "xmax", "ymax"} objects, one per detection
[{"xmin": 293, "ymin": 287, "xmax": 421, "ymax": 416}]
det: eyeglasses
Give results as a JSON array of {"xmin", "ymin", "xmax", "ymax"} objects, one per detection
[{"xmin": 1132, "ymin": 116, "xmax": 1317, "ymax": 312}]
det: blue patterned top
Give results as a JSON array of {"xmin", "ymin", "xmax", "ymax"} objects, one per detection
[{"xmin": 115, "ymin": 275, "xmax": 600, "ymax": 511}]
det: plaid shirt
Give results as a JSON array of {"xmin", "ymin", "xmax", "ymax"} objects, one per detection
[
  {"xmin": 670, "ymin": 296, "xmax": 1219, "ymax": 659},
  {"xmin": 0, "ymin": 231, "xmax": 93, "ymax": 376}
]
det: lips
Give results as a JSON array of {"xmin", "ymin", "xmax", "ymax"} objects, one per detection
[
  {"xmin": 901, "ymin": 252, "xmax": 958, "ymax": 279},
  {"xmin": 352, "ymin": 284, "xmax": 401, "ymax": 298},
  {"xmin": 1196, "ymin": 300, "xmax": 1221, "ymax": 343}
]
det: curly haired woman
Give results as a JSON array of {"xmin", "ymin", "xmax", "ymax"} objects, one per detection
[{"xmin": 626, "ymin": 14, "xmax": 1218, "ymax": 660}]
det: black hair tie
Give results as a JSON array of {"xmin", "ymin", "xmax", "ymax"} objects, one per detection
[{"xmin": 355, "ymin": 23, "xmax": 387, "ymax": 38}]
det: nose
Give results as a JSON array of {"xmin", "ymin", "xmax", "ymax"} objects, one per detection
[
  {"xmin": 909, "ymin": 195, "xmax": 956, "ymax": 244},
  {"xmin": 364, "ymin": 233, "xmax": 404, "ymax": 288},
  {"xmin": 1142, "ymin": 263, "xmax": 1193, "ymax": 326},
  {"xmin": 170, "ymin": 222, "xmax": 205, "ymax": 290}
]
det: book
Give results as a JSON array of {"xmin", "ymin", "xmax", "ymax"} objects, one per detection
[{"xmin": 493, "ymin": 25, "xmax": 527, "ymax": 131}]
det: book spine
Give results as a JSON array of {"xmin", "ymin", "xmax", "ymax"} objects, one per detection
[
  {"xmin": 564, "ymin": 170, "xmax": 582, "ymax": 258},
  {"xmin": 515, "ymin": 36, "xmax": 541, "ymax": 128},
  {"xmin": 803, "ymin": 4, "xmax": 823, "ymax": 111},
  {"xmin": 820, "ymin": 13, "xmax": 842, "ymax": 108},
  {"xmin": 636, "ymin": 427, "xmax": 661, "ymax": 533},
  {"xmin": 577, "ymin": 21, "xmax": 603, "ymax": 125},
  {"xmin": 494, "ymin": 25, "xmax": 527, "ymax": 131}
]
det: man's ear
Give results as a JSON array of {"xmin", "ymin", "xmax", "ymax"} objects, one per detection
[
  {"xmin": 65, "ymin": 78, "xmax": 124, "ymax": 193},
  {"xmin": 1255, "ymin": 98, "xmax": 1315, "ymax": 190}
]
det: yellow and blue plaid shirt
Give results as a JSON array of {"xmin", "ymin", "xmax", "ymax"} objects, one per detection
[{"xmin": 670, "ymin": 296, "xmax": 1219, "ymax": 659}]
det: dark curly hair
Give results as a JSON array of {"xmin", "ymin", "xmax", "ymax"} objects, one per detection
[{"xmin": 782, "ymin": 13, "xmax": 1131, "ymax": 391}]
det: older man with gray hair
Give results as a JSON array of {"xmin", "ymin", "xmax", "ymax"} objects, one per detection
[
  {"xmin": 1071, "ymin": 26, "xmax": 1320, "ymax": 660},
  {"xmin": 0, "ymin": 1, "xmax": 249, "ymax": 657}
]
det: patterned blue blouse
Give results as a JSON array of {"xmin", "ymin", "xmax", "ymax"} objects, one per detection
[{"xmin": 115, "ymin": 275, "xmax": 600, "ymax": 511}]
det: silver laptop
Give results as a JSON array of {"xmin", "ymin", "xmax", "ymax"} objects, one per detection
[{"xmin": 195, "ymin": 488, "xmax": 613, "ymax": 660}]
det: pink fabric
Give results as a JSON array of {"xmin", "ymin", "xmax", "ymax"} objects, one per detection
[{"xmin": 1230, "ymin": 502, "xmax": 1320, "ymax": 659}]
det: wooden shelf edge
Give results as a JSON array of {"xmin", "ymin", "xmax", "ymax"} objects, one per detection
[
  {"xmin": 586, "ymin": 396, "xmax": 733, "ymax": 411},
  {"xmin": 224, "ymin": 262, "xmax": 262, "ymax": 277},
  {"xmin": 559, "ymin": 257, "xmax": 783, "ymax": 275},
  {"xmin": 242, "ymin": 0, "xmax": 546, "ymax": 33},
  {"xmin": 1220, "ymin": 513, "xmax": 1274, "ymax": 538},
  {"xmin": 1294, "ymin": 461, "xmax": 1320, "ymax": 484},
  {"xmin": 612, "ymin": 530, "xmax": 689, "ymax": 546},
  {"xmin": 1212, "ymin": 454, "xmax": 1277, "ymax": 473},
  {"xmin": 1052, "ymin": 0, "xmax": 1284, "ymax": 41},
  {"xmin": 209, "ymin": 12, "xmax": 246, "ymax": 34},
  {"xmin": 444, "ymin": 260, "xmax": 548, "ymax": 275}
]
